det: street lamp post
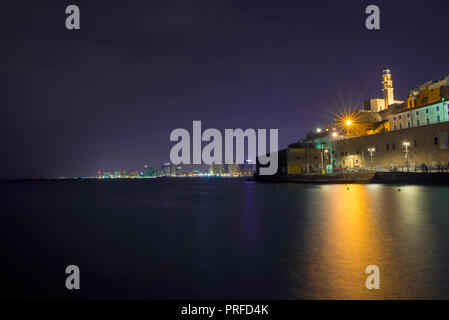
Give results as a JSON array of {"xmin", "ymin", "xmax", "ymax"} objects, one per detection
[
  {"xmin": 403, "ymin": 142, "xmax": 410, "ymax": 172},
  {"xmin": 319, "ymin": 149, "xmax": 329, "ymax": 175},
  {"xmin": 368, "ymin": 147, "xmax": 375, "ymax": 161},
  {"xmin": 320, "ymin": 151, "xmax": 323, "ymax": 174},
  {"xmin": 367, "ymin": 147, "xmax": 375, "ymax": 171},
  {"xmin": 323, "ymin": 149, "xmax": 329, "ymax": 173}
]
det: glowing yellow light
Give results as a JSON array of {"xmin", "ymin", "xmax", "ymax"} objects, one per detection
[{"xmin": 335, "ymin": 111, "xmax": 360, "ymax": 136}]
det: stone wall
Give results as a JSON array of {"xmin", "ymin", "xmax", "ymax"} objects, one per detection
[{"xmin": 332, "ymin": 122, "xmax": 449, "ymax": 170}]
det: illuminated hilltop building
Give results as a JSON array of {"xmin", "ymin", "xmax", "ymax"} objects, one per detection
[
  {"xmin": 408, "ymin": 76, "xmax": 449, "ymax": 109},
  {"xmin": 337, "ymin": 69, "xmax": 448, "ymax": 137},
  {"xmin": 389, "ymin": 76, "xmax": 449, "ymax": 131},
  {"xmin": 382, "ymin": 69, "xmax": 394, "ymax": 108},
  {"xmin": 343, "ymin": 69, "xmax": 404, "ymax": 136},
  {"xmin": 382, "ymin": 69, "xmax": 404, "ymax": 108},
  {"xmin": 271, "ymin": 69, "xmax": 449, "ymax": 175},
  {"xmin": 363, "ymin": 69, "xmax": 404, "ymax": 113}
]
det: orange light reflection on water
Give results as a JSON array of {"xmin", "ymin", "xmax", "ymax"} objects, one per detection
[{"xmin": 290, "ymin": 184, "xmax": 423, "ymax": 299}]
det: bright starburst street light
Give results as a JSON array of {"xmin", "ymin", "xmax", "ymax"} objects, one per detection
[
  {"xmin": 332, "ymin": 132, "xmax": 338, "ymax": 137},
  {"xmin": 316, "ymin": 128, "xmax": 322, "ymax": 133},
  {"xmin": 335, "ymin": 111, "xmax": 359, "ymax": 135}
]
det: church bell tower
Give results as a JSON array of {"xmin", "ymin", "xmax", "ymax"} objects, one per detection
[{"xmin": 382, "ymin": 69, "xmax": 395, "ymax": 108}]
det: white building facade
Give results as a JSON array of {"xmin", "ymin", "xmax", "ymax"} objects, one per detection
[{"xmin": 389, "ymin": 100, "xmax": 449, "ymax": 131}]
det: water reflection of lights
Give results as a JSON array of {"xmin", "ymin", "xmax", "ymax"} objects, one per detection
[{"xmin": 287, "ymin": 184, "xmax": 438, "ymax": 299}]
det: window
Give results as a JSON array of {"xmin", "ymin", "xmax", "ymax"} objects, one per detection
[
  {"xmin": 426, "ymin": 118, "xmax": 430, "ymax": 125},
  {"xmin": 399, "ymin": 115, "xmax": 402, "ymax": 120},
  {"xmin": 436, "ymin": 106, "xmax": 440, "ymax": 111},
  {"xmin": 416, "ymin": 111, "xmax": 419, "ymax": 116},
  {"xmin": 426, "ymin": 109, "xmax": 429, "ymax": 114},
  {"xmin": 341, "ymin": 152, "xmax": 344, "ymax": 156},
  {"xmin": 386, "ymin": 144, "xmax": 390, "ymax": 151},
  {"xmin": 393, "ymin": 116, "xmax": 396, "ymax": 121},
  {"xmin": 434, "ymin": 137, "xmax": 439, "ymax": 145},
  {"xmin": 407, "ymin": 122, "xmax": 411, "ymax": 128},
  {"xmin": 376, "ymin": 145, "xmax": 379, "ymax": 152},
  {"xmin": 356, "ymin": 159, "xmax": 359, "ymax": 164},
  {"xmin": 392, "ymin": 143, "xmax": 396, "ymax": 150},
  {"xmin": 399, "ymin": 124, "xmax": 402, "ymax": 129},
  {"xmin": 437, "ymin": 115, "xmax": 441, "ymax": 123},
  {"xmin": 417, "ymin": 119, "xmax": 420, "ymax": 126},
  {"xmin": 407, "ymin": 113, "xmax": 410, "ymax": 118},
  {"xmin": 393, "ymin": 125, "xmax": 397, "ymax": 130},
  {"xmin": 414, "ymin": 140, "xmax": 418, "ymax": 147}
]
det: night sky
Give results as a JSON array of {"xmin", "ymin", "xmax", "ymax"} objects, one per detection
[{"xmin": 1, "ymin": 0, "xmax": 448, "ymax": 178}]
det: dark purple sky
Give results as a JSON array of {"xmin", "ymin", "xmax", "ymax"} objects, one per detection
[{"xmin": 1, "ymin": 0, "xmax": 448, "ymax": 178}]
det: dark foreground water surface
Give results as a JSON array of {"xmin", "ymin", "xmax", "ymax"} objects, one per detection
[{"xmin": 1, "ymin": 178, "xmax": 449, "ymax": 299}]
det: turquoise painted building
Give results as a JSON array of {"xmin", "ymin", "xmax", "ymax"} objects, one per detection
[{"xmin": 389, "ymin": 100, "xmax": 449, "ymax": 131}]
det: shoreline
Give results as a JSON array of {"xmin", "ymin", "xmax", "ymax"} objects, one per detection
[
  {"xmin": 252, "ymin": 172, "xmax": 449, "ymax": 185},
  {"xmin": 2, "ymin": 172, "xmax": 449, "ymax": 185}
]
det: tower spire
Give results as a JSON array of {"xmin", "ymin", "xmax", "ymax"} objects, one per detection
[{"xmin": 382, "ymin": 69, "xmax": 395, "ymax": 108}]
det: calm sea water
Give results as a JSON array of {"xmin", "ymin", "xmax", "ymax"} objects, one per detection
[{"xmin": 1, "ymin": 178, "xmax": 449, "ymax": 299}]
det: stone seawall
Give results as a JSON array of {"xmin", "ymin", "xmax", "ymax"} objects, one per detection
[
  {"xmin": 253, "ymin": 172, "xmax": 449, "ymax": 185},
  {"xmin": 253, "ymin": 172, "xmax": 375, "ymax": 184},
  {"xmin": 371, "ymin": 172, "xmax": 449, "ymax": 185}
]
